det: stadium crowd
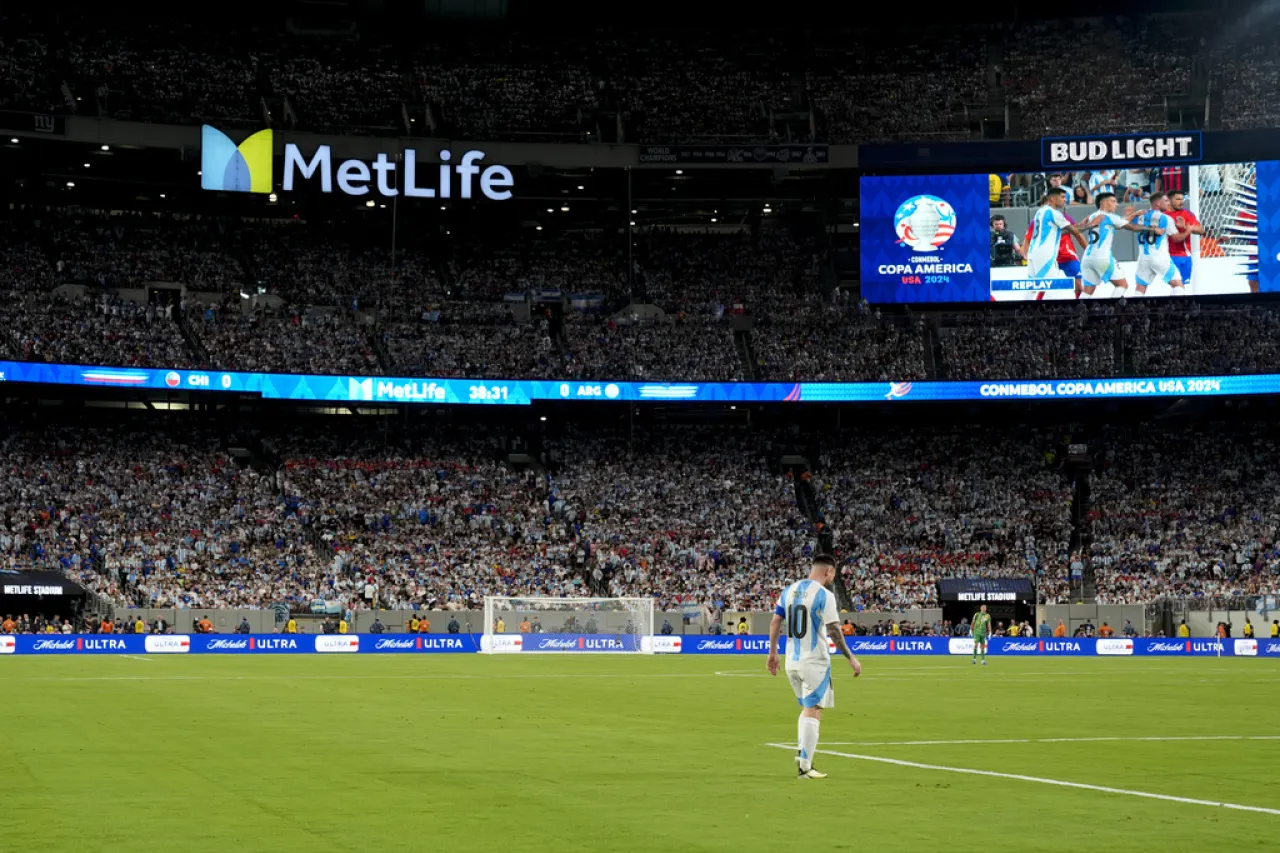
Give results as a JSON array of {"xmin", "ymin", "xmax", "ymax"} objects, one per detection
[
  {"xmin": 1087, "ymin": 424, "xmax": 1280, "ymax": 605},
  {"xmin": 0, "ymin": 10, "xmax": 1248, "ymax": 143},
  {"xmin": 0, "ymin": 423, "xmax": 1080, "ymax": 615}
]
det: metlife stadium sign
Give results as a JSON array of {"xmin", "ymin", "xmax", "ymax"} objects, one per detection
[
  {"xmin": 200, "ymin": 124, "xmax": 514, "ymax": 200},
  {"xmin": 1, "ymin": 634, "xmax": 1278, "ymax": 657}
]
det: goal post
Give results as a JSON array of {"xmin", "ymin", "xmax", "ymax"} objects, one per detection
[{"xmin": 480, "ymin": 596, "xmax": 656, "ymax": 654}]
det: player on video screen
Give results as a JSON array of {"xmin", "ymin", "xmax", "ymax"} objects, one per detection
[
  {"xmin": 1025, "ymin": 188, "xmax": 1086, "ymax": 286},
  {"xmin": 1077, "ymin": 192, "xmax": 1165, "ymax": 299},
  {"xmin": 1166, "ymin": 190, "xmax": 1204, "ymax": 288},
  {"xmin": 1134, "ymin": 193, "xmax": 1192, "ymax": 296},
  {"xmin": 1021, "ymin": 176, "xmax": 1087, "ymax": 298}
]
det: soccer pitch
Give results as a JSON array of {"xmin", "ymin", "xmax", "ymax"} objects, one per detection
[{"xmin": 2, "ymin": 655, "xmax": 1278, "ymax": 852}]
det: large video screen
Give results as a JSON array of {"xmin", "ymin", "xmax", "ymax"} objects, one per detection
[{"xmin": 861, "ymin": 161, "xmax": 1274, "ymax": 302}]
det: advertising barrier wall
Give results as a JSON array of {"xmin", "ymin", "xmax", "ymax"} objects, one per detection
[
  {"xmin": 3, "ymin": 634, "xmax": 1278, "ymax": 657},
  {"xmin": 9, "ymin": 360, "xmax": 1280, "ymax": 405}
]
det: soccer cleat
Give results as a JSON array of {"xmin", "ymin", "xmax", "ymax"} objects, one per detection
[
  {"xmin": 798, "ymin": 767, "xmax": 828, "ymax": 779},
  {"xmin": 982, "ymin": 660, "xmax": 987, "ymax": 666}
]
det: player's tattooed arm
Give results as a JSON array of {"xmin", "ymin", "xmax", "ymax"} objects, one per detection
[{"xmin": 826, "ymin": 623, "xmax": 853, "ymax": 661}]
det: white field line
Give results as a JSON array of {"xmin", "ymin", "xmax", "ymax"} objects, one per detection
[
  {"xmin": 819, "ymin": 735, "xmax": 1280, "ymax": 746},
  {"xmin": 119, "ymin": 655, "xmax": 154, "ymax": 662},
  {"xmin": 765, "ymin": 743, "xmax": 1280, "ymax": 817}
]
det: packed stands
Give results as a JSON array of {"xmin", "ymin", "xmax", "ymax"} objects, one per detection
[
  {"xmin": 1088, "ymin": 424, "xmax": 1280, "ymax": 604},
  {"xmin": 0, "ymin": 11, "xmax": 1235, "ymax": 143},
  {"xmin": 0, "ymin": 422, "xmax": 1080, "ymax": 613}
]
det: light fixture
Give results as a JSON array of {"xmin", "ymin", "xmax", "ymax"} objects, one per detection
[
  {"xmin": 730, "ymin": 405, "xmax": 737, "ymax": 410},
  {"xmin": 379, "ymin": 204, "xmax": 386, "ymax": 209},
  {"xmin": 268, "ymin": 192, "xmax": 278, "ymax": 202},
  {"xmin": 83, "ymin": 163, "xmax": 90, "ymax": 168},
  {"xmin": 630, "ymin": 220, "xmax": 636, "ymax": 226},
  {"xmin": 560, "ymin": 205, "xmax": 569, "ymax": 212},
  {"xmin": 197, "ymin": 170, "xmax": 202, "ymax": 176},
  {"xmin": 547, "ymin": 207, "xmax": 554, "ymax": 213},
  {"xmin": 577, "ymin": 185, "xmax": 584, "ymax": 190},
  {"xmin": 440, "ymin": 205, "xmax": 446, "ymax": 211},
  {"xmin": 65, "ymin": 181, "xmax": 74, "ymax": 188},
  {"xmin": 763, "ymin": 206, "xmax": 772, "ymax": 214},
  {"xmin": 100, "ymin": 144, "xmax": 110, "ymax": 151},
  {"xmin": 675, "ymin": 169, "xmax": 683, "ymax": 175},
  {"xmin": 710, "ymin": 217, "xmax": 717, "ymax": 223},
  {"xmin": 9, "ymin": 138, "xmax": 18, "ymax": 144},
  {"xmin": 536, "ymin": 225, "xmax": 543, "ymax": 231},
  {"xmin": 159, "ymin": 193, "xmax": 166, "ymax": 199},
  {"xmin": 631, "ymin": 209, "xmax": 637, "ymax": 214},
  {"xmin": 539, "ymin": 416, "xmax": 547, "ymax": 422},
  {"xmin": 366, "ymin": 200, "xmax": 375, "ymax": 207}
]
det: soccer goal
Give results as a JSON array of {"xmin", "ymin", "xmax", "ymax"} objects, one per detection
[
  {"xmin": 480, "ymin": 596, "xmax": 655, "ymax": 654},
  {"xmin": 1188, "ymin": 162, "xmax": 1257, "ymax": 291}
]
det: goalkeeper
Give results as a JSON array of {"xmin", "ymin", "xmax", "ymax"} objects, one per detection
[{"xmin": 971, "ymin": 604, "xmax": 992, "ymax": 665}]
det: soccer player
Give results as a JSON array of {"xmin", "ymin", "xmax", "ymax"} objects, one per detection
[
  {"xmin": 1025, "ymin": 187, "xmax": 1087, "ymax": 285},
  {"xmin": 1077, "ymin": 192, "xmax": 1164, "ymax": 298},
  {"xmin": 1021, "ymin": 177, "xmax": 1086, "ymax": 298},
  {"xmin": 1166, "ymin": 190, "xmax": 1204, "ymax": 289},
  {"xmin": 767, "ymin": 554, "xmax": 861, "ymax": 780},
  {"xmin": 971, "ymin": 604, "xmax": 992, "ymax": 665},
  {"xmin": 1134, "ymin": 192, "xmax": 1192, "ymax": 296}
]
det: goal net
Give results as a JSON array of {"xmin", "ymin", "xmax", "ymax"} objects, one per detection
[
  {"xmin": 1188, "ymin": 162, "xmax": 1257, "ymax": 291},
  {"xmin": 480, "ymin": 596, "xmax": 656, "ymax": 654}
]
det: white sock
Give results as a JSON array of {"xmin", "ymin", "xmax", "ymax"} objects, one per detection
[{"xmin": 798, "ymin": 715, "xmax": 821, "ymax": 771}]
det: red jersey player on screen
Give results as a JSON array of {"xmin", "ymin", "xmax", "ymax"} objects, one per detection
[{"xmin": 1167, "ymin": 190, "xmax": 1204, "ymax": 288}]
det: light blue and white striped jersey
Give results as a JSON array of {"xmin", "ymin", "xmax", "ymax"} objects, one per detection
[
  {"xmin": 1089, "ymin": 170, "xmax": 1116, "ymax": 195},
  {"xmin": 1137, "ymin": 210, "xmax": 1180, "ymax": 260},
  {"xmin": 1083, "ymin": 211, "xmax": 1128, "ymax": 261},
  {"xmin": 1030, "ymin": 205, "xmax": 1070, "ymax": 255},
  {"xmin": 775, "ymin": 579, "xmax": 840, "ymax": 669}
]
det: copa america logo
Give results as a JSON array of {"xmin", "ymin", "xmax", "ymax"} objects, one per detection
[{"xmin": 894, "ymin": 195, "xmax": 956, "ymax": 252}]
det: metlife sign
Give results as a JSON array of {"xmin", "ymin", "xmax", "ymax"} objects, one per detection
[
  {"xmin": 1041, "ymin": 131, "xmax": 1203, "ymax": 169},
  {"xmin": 282, "ymin": 146, "xmax": 514, "ymax": 200},
  {"xmin": 200, "ymin": 125, "xmax": 515, "ymax": 201}
]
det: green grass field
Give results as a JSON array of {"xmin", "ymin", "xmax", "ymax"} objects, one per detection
[{"xmin": 2, "ymin": 655, "xmax": 1278, "ymax": 852}]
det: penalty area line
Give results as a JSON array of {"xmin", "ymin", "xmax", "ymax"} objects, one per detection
[
  {"xmin": 119, "ymin": 655, "xmax": 154, "ymax": 662},
  {"xmin": 764, "ymin": 744, "xmax": 1280, "ymax": 817}
]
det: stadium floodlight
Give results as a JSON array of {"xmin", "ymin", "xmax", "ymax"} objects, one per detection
[{"xmin": 481, "ymin": 596, "xmax": 655, "ymax": 654}]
